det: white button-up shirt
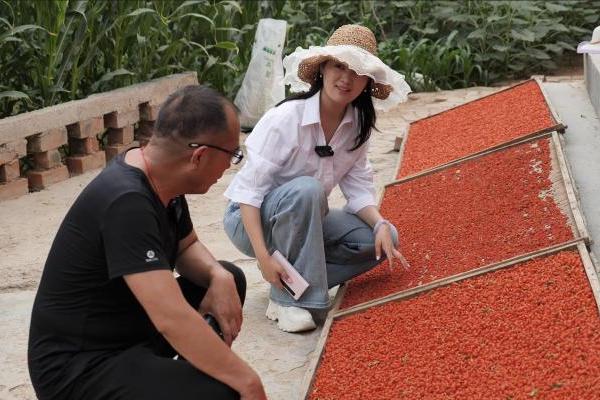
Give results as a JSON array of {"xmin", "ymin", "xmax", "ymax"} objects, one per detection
[{"xmin": 224, "ymin": 91, "xmax": 377, "ymax": 214}]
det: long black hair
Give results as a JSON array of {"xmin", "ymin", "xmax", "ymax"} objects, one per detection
[{"xmin": 276, "ymin": 70, "xmax": 377, "ymax": 151}]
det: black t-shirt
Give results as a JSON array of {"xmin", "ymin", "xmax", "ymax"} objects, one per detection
[{"xmin": 28, "ymin": 152, "xmax": 193, "ymax": 400}]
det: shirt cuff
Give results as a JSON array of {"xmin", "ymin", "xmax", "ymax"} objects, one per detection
[
  {"xmin": 343, "ymin": 194, "xmax": 377, "ymax": 214},
  {"xmin": 224, "ymin": 187, "xmax": 265, "ymax": 209}
]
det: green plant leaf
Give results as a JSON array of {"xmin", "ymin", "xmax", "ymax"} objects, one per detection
[
  {"xmin": 540, "ymin": 60, "xmax": 558, "ymax": 69},
  {"xmin": 555, "ymin": 41, "xmax": 576, "ymax": 51},
  {"xmin": 492, "ymin": 44, "xmax": 510, "ymax": 52},
  {"xmin": 0, "ymin": 24, "xmax": 47, "ymax": 43},
  {"xmin": 0, "ymin": 90, "xmax": 31, "ymax": 101},
  {"xmin": 92, "ymin": 68, "xmax": 135, "ymax": 92},
  {"xmin": 511, "ymin": 29, "xmax": 535, "ymax": 42},
  {"xmin": 448, "ymin": 14, "xmax": 471, "ymax": 23},
  {"xmin": 410, "ymin": 26, "xmax": 438, "ymax": 35},
  {"xmin": 467, "ymin": 29, "xmax": 485, "ymax": 40},
  {"xmin": 215, "ymin": 41, "xmax": 239, "ymax": 53},
  {"xmin": 391, "ymin": 1, "xmax": 417, "ymax": 7},
  {"xmin": 0, "ymin": 16, "xmax": 11, "ymax": 28},
  {"xmin": 529, "ymin": 48, "xmax": 550, "ymax": 60},
  {"xmin": 127, "ymin": 8, "xmax": 158, "ymax": 18},
  {"xmin": 169, "ymin": 0, "xmax": 204, "ymax": 17},
  {"xmin": 218, "ymin": 0, "xmax": 243, "ymax": 15},
  {"xmin": 545, "ymin": 3, "xmax": 570, "ymax": 12},
  {"xmin": 570, "ymin": 25, "xmax": 590, "ymax": 34},
  {"xmin": 174, "ymin": 12, "xmax": 215, "ymax": 26},
  {"xmin": 487, "ymin": 15, "xmax": 504, "ymax": 23},
  {"xmin": 544, "ymin": 43, "xmax": 563, "ymax": 54},
  {"xmin": 508, "ymin": 62, "xmax": 526, "ymax": 71},
  {"xmin": 548, "ymin": 23, "xmax": 570, "ymax": 33}
]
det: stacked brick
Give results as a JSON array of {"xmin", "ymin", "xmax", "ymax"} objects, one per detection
[
  {"xmin": 0, "ymin": 140, "xmax": 28, "ymax": 200},
  {"xmin": 26, "ymin": 127, "xmax": 70, "ymax": 191},
  {"xmin": 137, "ymin": 101, "xmax": 161, "ymax": 146},
  {"xmin": 66, "ymin": 117, "xmax": 106, "ymax": 175},
  {"xmin": 104, "ymin": 108, "xmax": 140, "ymax": 162}
]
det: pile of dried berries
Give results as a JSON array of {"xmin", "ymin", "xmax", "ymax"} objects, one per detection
[
  {"xmin": 398, "ymin": 80, "xmax": 556, "ymax": 178},
  {"xmin": 342, "ymin": 138, "xmax": 573, "ymax": 309},
  {"xmin": 311, "ymin": 251, "xmax": 600, "ymax": 400}
]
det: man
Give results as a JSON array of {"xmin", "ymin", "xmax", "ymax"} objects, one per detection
[{"xmin": 28, "ymin": 85, "xmax": 267, "ymax": 400}]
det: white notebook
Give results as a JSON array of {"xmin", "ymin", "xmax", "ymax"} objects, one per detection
[{"xmin": 271, "ymin": 250, "xmax": 309, "ymax": 300}]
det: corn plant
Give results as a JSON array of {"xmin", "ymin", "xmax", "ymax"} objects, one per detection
[{"xmin": 1, "ymin": 0, "xmax": 599, "ymax": 119}]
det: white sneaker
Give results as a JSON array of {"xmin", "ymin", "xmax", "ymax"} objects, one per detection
[{"xmin": 265, "ymin": 300, "xmax": 317, "ymax": 332}]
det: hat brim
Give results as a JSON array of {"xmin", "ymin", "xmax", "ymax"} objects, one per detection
[
  {"xmin": 283, "ymin": 45, "xmax": 411, "ymax": 111},
  {"xmin": 577, "ymin": 41, "xmax": 600, "ymax": 54}
]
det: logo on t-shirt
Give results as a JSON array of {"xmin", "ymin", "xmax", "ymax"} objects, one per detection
[{"xmin": 145, "ymin": 250, "xmax": 158, "ymax": 262}]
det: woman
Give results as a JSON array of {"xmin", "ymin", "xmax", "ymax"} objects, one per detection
[{"xmin": 223, "ymin": 25, "xmax": 411, "ymax": 332}]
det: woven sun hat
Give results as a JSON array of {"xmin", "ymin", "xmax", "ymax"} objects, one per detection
[
  {"xmin": 282, "ymin": 24, "xmax": 411, "ymax": 111},
  {"xmin": 577, "ymin": 25, "xmax": 600, "ymax": 54}
]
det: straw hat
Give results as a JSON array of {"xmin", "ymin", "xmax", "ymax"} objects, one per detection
[
  {"xmin": 577, "ymin": 25, "xmax": 600, "ymax": 54},
  {"xmin": 283, "ymin": 24, "xmax": 411, "ymax": 111}
]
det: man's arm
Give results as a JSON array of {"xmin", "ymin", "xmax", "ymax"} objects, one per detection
[
  {"xmin": 175, "ymin": 229, "xmax": 227, "ymax": 286},
  {"xmin": 175, "ymin": 230, "xmax": 243, "ymax": 345},
  {"xmin": 124, "ymin": 270, "xmax": 266, "ymax": 399}
]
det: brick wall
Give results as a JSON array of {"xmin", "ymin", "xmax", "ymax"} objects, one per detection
[{"xmin": 0, "ymin": 72, "xmax": 198, "ymax": 201}]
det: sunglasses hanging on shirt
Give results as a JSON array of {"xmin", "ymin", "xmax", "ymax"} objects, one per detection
[{"xmin": 314, "ymin": 145, "xmax": 334, "ymax": 157}]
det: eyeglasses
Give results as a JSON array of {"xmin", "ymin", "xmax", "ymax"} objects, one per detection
[{"xmin": 188, "ymin": 143, "xmax": 244, "ymax": 165}]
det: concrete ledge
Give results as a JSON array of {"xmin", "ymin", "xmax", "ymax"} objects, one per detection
[
  {"xmin": 0, "ymin": 72, "xmax": 198, "ymax": 145},
  {"xmin": 584, "ymin": 53, "xmax": 600, "ymax": 118}
]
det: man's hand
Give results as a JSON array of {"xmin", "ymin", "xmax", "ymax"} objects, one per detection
[
  {"xmin": 198, "ymin": 268, "xmax": 243, "ymax": 346},
  {"xmin": 375, "ymin": 224, "xmax": 410, "ymax": 271},
  {"xmin": 239, "ymin": 372, "xmax": 268, "ymax": 400}
]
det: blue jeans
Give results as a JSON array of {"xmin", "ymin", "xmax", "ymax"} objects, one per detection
[{"xmin": 223, "ymin": 176, "xmax": 397, "ymax": 309}]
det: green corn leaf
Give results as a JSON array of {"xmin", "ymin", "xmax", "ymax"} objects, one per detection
[
  {"xmin": 92, "ymin": 68, "xmax": 135, "ymax": 92},
  {"xmin": 218, "ymin": 0, "xmax": 243, "ymax": 14},
  {"xmin": 185, "ymin": 40, "xmax": 211, "ymax": 57},
  {"xmin": 127, "ymin": 8, "xmax": 158, "ymax": 18},
  {"xmin": 0, "ymin": 16, "xmax": 11, "ymax": 28},
  {"xmin": 169, "ymin": 0, "xmax": 205, "ymax": 17},
  {"xmin": 1, "ymin": 36, "xmax": 21, "ymax": 43},
  {"xmin": 218, "ymin": 61, "xmax": 239, "ymax": 71},
  {"xmin": 0, "ymin": 24, "xmax": 48, "ymax": 43},
  {"xmin": 174, "ymin": 12, "xmax": 215, "ymax": 26},
  {"xmin": 214, "ymin": 41, "xmax": 238, "ymax": 52}
]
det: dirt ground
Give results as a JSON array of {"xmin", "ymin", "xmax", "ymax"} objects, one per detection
[{"xmin": 0, "ymin": 85, "xmax": 506, "ymax": 400}]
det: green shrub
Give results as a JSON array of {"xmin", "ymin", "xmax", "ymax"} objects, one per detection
[{"xmin": 0, "ymin": 0, "xmax": 598, "ymax": 119}]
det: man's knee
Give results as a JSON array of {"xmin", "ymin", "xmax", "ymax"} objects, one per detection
[{"xmin": 218, "ymin": 261, "xmax": 246, "ymax": 305}]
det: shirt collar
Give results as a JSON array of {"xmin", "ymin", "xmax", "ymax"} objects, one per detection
[{"xmin": 301, "ymin": 91, "xmax": 355, "ymax": 128}]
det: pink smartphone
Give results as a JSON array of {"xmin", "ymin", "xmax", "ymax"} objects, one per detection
[{"xmin": 271, "ymin": 250, "xmax": 309, "ymax": 300}]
